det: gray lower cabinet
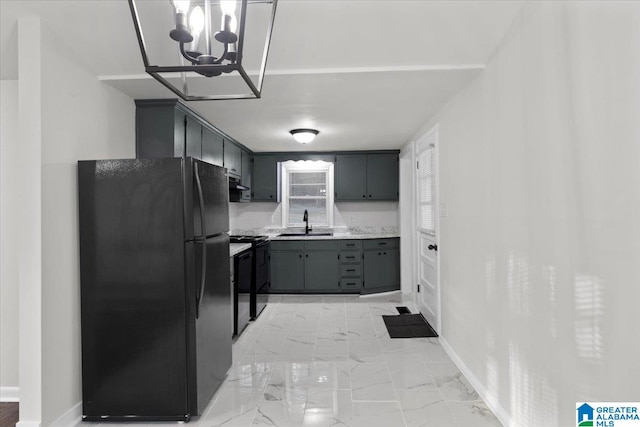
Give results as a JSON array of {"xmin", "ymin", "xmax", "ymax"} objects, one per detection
[
  {"xmin": 252, "ymin": 155, "xmax": 278, "ymax": 201},
  {"xmin": 363, "ymin": 242, "xmax": 400, "ymax": 294},
  {"xmin": 304, "ymin": 251, "xmax": 340, "ymax": 292},
  {"xmin": 270, "ymin": 251, "xmax": 304, "ymax": 292},
  {"xmin": 270, "ymin": 238, "xmax": 398, "ymax": 294}
]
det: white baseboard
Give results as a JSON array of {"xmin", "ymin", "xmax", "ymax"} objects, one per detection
[
  {"xmin": 16, "ymin": 422, "xmax": 40, "ymax": 427},
  {"xmin": 439, "ymin": 337, "xmax": 513, "ymax": 427},
  {"xmin": 49, "ymin": 401, "xmax": 81, "ymax": 427},
  {"xmin": 0, "ymin": 386, "xmax": 19, "ymax": 402}
]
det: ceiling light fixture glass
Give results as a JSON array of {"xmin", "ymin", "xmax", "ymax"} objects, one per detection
[
  {"xmin": 128, "ymin": 0, "xmax": 278, "ymax": 100},
  {"xmin": 290, "ymin": 129, "xmax": 319, "ymax": 144}
]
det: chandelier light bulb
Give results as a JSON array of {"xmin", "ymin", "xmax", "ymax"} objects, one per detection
[
  {"xmin": 290, "ymin": 129, "xmax": 319, "ymax": 144},
  {"xmin": 172, "ymin": 0, "xmax": 191, "ymax": 15},
  {"xmin": 220, "ymin": 0, "xmax": 236, "ymax": 15},
  {"xmin": 229, "ymin": 14, "xmax": 238, "ymax": 33},
  {"xmin": 189, "ymin": 6, "xmax": 205, "ymax": 35}
]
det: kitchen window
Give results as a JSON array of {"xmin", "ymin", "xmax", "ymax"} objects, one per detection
[{"xmin": 281, "ymin": 161, "xmax": 334, "ymax": 228}]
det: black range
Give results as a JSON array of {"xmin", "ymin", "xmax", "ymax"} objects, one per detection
[{"xmin": 229, "ymin": 235, "xmax": 270, "ymax": 322}]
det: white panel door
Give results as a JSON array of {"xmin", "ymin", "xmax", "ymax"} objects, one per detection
[{"xmin": 416, "ymin": 126, "xmax": 439, "ymax": 331}]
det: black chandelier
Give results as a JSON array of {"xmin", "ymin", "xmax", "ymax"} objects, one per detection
[{"xmin": 128, "ymin": 0, "xmax": 278, "ymax": 100}]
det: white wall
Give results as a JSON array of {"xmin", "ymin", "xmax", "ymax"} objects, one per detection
[
  {"xmin": 1, "ymin": 80, "xmax": 20, "ymax": 391},
  {"xmin": 229, "ymin": 201, "xmax": 399, "ymax": 232},
  {"xmin": 37, "ymin": 25, "xmax": 135, "ymax": 426},
  {"xmin": 413, "ymin": 2, "xmax": 640, "ymax": 425}
]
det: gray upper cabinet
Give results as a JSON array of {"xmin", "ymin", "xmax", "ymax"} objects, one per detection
[
  {"xmin": 241, "ymin": 151, "xmax": 252, "ymax": 201},
  {"xmin": 224, "ymin": 142, "xmax": 241, "ymax": 177},
  {"xmin": 185, "ymin": 115, "xmax": 202, "ymax": 159},
  {"xmin": 367, "ymin": 154, "xmax": 399, "ymax": 200},
  {"xmin": 136, "ymin": 104, "xmax": 185, "ymax": 158},
  {"xmin": 252, "ymin": 155, "xmax": 278, "ymax": 201},
  {"xmin": 335, "ymin": 153, "xmax": 398, "ymax": 201},
  {"xmin": 335, "ymin": 155, "xmax": 367, "ymax": 201},
  {"xmin": 202, "ymin": 127, "xmax": 223, "ymax": 167}
]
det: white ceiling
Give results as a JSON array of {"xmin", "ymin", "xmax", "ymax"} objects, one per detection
[{"xmin": 0, "ymin": 0, "xmax": 523, "ymax": 152}]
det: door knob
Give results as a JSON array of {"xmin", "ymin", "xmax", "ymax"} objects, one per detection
[{"xmin": 428, "ymin": 244, "xmax": 438, "ymax": 251}]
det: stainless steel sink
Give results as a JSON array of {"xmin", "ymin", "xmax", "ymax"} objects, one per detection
[{"xmin": 277, "ymin": 232, "xmax": 334, "ymax": 237}]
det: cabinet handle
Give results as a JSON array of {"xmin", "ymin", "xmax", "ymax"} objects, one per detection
[
  {"xmin": 270, "ymin": 195, "xmax": 273, "ymax": 198},
  {"xmin": 346, "ymin": 269, "xmax": 355, "ymax": 272},
  {"xmin": 378, "ymin": 252, "xmax": 381, "ymax": 255},
  {"xmin": 362, "ymin": 195, "xmax": 366, "ymax": 198},
  {"xmin": 378, "ymin": 242, "xmax": 387, "ymax": 246},
  {"xmin": 368, "ymin": 194, "xmax": 372, "ymax": 198},
  {"xmin": 299, "ymin": 254, "xmax": 302, "ymax": 258},
  {"xmin": 305, "ymin": 254, "xmax": 309, "ymax": 258},
  {"xmin": 383, "ymin": 252, "xmax": 386, "ymax": 255},
  {"xmin": 346, "ymin": 243, "xmax": 355, "ymax": 247},
  {"xmin": 346, "ymin": 256, "xmax": 355, "ymax": 259}
]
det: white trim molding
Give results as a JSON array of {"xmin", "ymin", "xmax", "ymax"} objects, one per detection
[
  {"xmin": 0, "ymin": 386, "xmax": 19, "ymax": 402},
  {"xmin": 49, "ymin": 401, "xmax": 81, "ymax": 427},
  {"xmin": 439, "ymin": 337, "xmax": 512, "ymax": 427}
]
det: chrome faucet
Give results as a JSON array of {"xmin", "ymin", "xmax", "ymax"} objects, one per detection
[{"xmin": 303, "ymin": 209, "xmax": 310, "ymax": 234}]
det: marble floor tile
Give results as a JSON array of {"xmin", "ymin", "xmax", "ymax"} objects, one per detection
[
  {"xmin": 349, "ymin": 401, "xmax": 406, "ymax": 427},
  {"xmin": 447, "ymin": 400, "xmax": 502, "ymax": 426},
  {"xmin": 427, "ymin": 361, "xmax": 479, "ymax": 401},
  {"xmin": 348, "ymin": 337, "xmax": 385, "ymax": 362},
  {"xmin": 314, "ymin": 337, "xmax": 348, "ymax": 358},
  {"xmin": 414, "ymin": 338, "xmax": 451, "ymax": 362},
  {"xmin": 302, "ymin": 389, "xmax": 353, "ymax": 427},
  {"xmin": 308, "ymin": 360, "xmax": 351, "ymax": 390},
  {"xmin": 252, "ymin": 400, "xmax": 306, "ymax": 426},
  {"xmin": 225, "ymin": 361, "xmax": 274, "ymax": 389},
  {"xmin": 385, "ymin": 353, "xmax": 436, "ymax": 390},
  {"xmin": 268, "ymin": 362, "xmax": 312, "ymax": 388},
  {"xmin": 350, "ymin": 362, "xmax": 397, "ymax": 401},
  {"xmin": 200, "ymin": 385, "xmax": 263, "ymax": 427},
  {"xmin": 396, "ymin": 389, "xmax": 457, "ymax": 427}
]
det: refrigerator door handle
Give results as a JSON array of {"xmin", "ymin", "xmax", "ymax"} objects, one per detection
[
  {"xmin": 194, "ymin": 162, "xmax": 208, "ymax": 319},
  {"xmin": 195, "ymin": 239, "xmax": 207, "ymax": 319},
  {"xmin": 194, "ymin": 161, "xmax": 207, "ymax": 239}
]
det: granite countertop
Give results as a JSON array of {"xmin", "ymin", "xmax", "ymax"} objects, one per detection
[
  {"xmin": 230, "ymin": 243, "xmax": 252, "ymax": 257},
  {"xmin": 267, "ymin": 232, "xmax": 400, "ymax": 241}
]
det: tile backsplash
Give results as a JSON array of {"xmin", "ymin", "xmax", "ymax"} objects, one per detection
[{"xmin": 229, "ymin": 201, "xmax": 399, "ymax": 233}]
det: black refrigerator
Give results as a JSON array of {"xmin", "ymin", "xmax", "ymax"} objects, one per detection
[{"xmin": 78, "ymin": 157, "xmax": 231, "ymax": 422}]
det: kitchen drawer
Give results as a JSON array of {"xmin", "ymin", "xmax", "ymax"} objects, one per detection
[
  {"xmin": 271, "ymin": 240, "xmax": 304, "ymax": 251},
  {"xmin": 340, "ymin": 279, "xmax": 362, "ymax": 290},
  {"xmin": 341, "ymin": 264, "xmax": 362, "ymax": 277},
  {"xmin": 304, "ymin": 240, "xmax": 339, "ymax": 251},
  {"xmin": 362, "ymin": 238, "xmax": 399, "ymax": 250},
  {"xmin": 340, "ymin": 251, "xmax": 362, "ymax": 264},
  {"xmin": 339, "ymin": 240, "xmax": 362, "ymax": 250}
]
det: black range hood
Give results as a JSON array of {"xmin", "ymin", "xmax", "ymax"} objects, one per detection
[{"xmin": 229, "ymin": 176, "xmax": 249, "ymax": 191}]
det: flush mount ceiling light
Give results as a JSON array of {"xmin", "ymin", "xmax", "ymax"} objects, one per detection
[
  {"xmin": 290, "ymin": 129, "xmax": 319, "ymax": 144},
  {"xmin": 128, "ymin": 0, "xmax": 278, "ymax": 100}
]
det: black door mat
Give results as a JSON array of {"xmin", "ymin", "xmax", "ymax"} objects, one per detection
[{"xmin": 382, "ymin": 314, "xmax": 438, "ymax": 338}]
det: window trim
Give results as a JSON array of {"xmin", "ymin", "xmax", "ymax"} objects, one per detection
[{"xmin": 281, "ymin": 161, "xmax": 334, "ymax": 228}]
